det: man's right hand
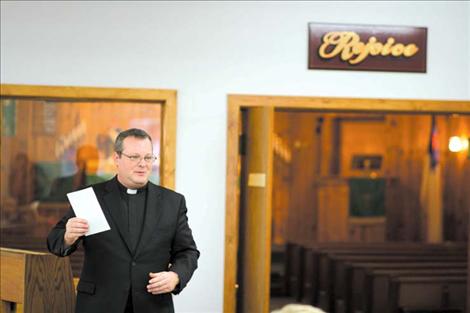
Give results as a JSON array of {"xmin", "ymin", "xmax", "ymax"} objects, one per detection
[{"xmin": 64, "ymin": 218, "xmax": 89, "ymax": 246}]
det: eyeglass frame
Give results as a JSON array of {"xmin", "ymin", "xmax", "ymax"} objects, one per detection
[{"xmin": 119, "ymin": 152, "xmax": 158, "ymax": 164}]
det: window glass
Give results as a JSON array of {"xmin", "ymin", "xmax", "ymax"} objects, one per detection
[{"xmin": 1, "ymin": 98, "xmax": 162, "ymax": 275}]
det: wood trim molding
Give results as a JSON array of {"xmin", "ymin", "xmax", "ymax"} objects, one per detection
[
  {"xmin": 228, "ymin": 94, "xmax": 470, "ymax": 113},
  {"xmin": 0, "ymin": 84, "xmax": 177, "ymax": 189},
  {"xmin": 161, "ymin": 91, "xmax": 177, "ymax": 189},
  {"xmin": 223, "ymin": 97, "xmax": 241, "ymax": 313},
  {"xmin": 0, "ymin": 84, "xmax": 174, "ymax": 103},
  {"xmin": 223, "ymin": 94, "xmax": 470, "ymax": 313}
]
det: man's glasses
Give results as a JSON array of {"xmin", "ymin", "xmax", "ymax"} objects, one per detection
[{"xmin": 120, "ymin": 152, "xmax": 157, "ymax": 164}]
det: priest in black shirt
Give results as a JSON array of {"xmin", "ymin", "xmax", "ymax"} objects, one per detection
[{"xmin": 47, "ymin": 128, "xmax": 199, "ymax": 313}]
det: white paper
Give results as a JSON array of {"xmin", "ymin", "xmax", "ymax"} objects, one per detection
[{"xmin": 67, "ymin": 187, "xmax": 110, "ymax": 236}]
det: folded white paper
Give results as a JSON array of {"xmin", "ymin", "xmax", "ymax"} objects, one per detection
[{"xmin": 67, "ymin": 187, "xmax": 110, "ymax": 236}]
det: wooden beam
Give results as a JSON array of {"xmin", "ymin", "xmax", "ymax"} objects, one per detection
[{"xmin": 228, "ymin": 94, "xmax": 470, "ymax": 113}]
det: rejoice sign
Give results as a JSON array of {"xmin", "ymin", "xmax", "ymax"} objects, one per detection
[{"xmin": 308, "ymin": 23, "xmax": 427, "ymax": 72}]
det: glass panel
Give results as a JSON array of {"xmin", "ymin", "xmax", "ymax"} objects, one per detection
[{"xmin": 1, "ymin": 98, "xmax": 162, "ymax": 276}]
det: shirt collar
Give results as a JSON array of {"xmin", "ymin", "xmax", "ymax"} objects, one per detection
[{"xmin": 115, "ymin": 176, "xmax": 148, "ymax": 195}]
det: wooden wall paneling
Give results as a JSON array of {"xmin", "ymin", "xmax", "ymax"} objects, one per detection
[
  {"xmin": 286, "ymin": 112, "xmax": 300, "ymax": 244},
  {"xmin": 320, "ymin": 116, "xmax": 334, "ymax": 177},
  {"xmin": 455, "ymin": 115, "xmax": 468, "ymax": 241},
  {"xmin": 388, "ymin": 115, "xmax": 427, "ymax": 241},
  {"xmin": 284, "ymin": 113, "xmax": 319, "ymax": 246},
  {"xmin": 404, "ymin": 115, "xmax": 421, "ymax": 241},
  {"xmin": 349, "ymin": 217, "xmax": 385, "ymax": 242},
  {"xmin": 428, "ymin": 115, "xmax": 447, "ymax": 242},
  {"xmin": 311, "ymin": 114, "xmax": 324, "ymax": 245},
  {"xmin": 381, "ymin": 116, "xmax": 399, "ymax": 241},
  {"xmin": 303, "ymin": 113, "xmax": 321, "ymax": 247},
  {"xmin": 272, "ymin": 154, "xmax": 289, "ymax": 245},
  {"xmin": 386, "ymin": 115, "xmax": 402, "ymax": 178},
  {"xmin": 468, "ymin": 204, "xmax": 470, "ymax": 313},
  {"xmin": 330, "ymin": 118, "xmax": 341, "ymax": 176},
  {"xmin": 272, "ymin": 112, "xmax": 293, "ymax": 245},
  {"xmin": 317, "ymin": 178, "xmax": 349, "ymax": 242},
  {"xmin": 397, "ymin": 115, "xmax": 414, "ymax": 240},
  {"xmin": 340, "ymin": 117, "xmax": 387, "ymax": 177},
  {"xmin": 443, "ymin": 115, "xmax": 470, "ymax": 241},
  {"xmin": 286, "ymin": 112, "xmax": 300, "ymax": 245}
]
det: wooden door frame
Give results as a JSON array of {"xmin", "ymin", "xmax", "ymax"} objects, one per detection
[
  {"xmin": 0, "ymin": 84, "xmax": 177, "ymax": 189},
  {"xmin": 223, "ymin": 94, "xmax": 470, "ymax": 313}
]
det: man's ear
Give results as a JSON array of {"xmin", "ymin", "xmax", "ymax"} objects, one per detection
[{"xmin": 113, "ymin": 152, "xmax": 120, "ymax": 165}]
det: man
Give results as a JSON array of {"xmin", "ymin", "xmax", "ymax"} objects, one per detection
[{"xmin": 47, "ymin": 128, "xmax": 199, "ymax": 313}]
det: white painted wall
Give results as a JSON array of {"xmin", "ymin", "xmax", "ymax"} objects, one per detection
[
  {"xmin": 468, "ymin": 1, "xmax": 470, "ymax": 98},
  {"xmin": 1, "ymin": 1, "xmax": 469, "ymax": 312}
]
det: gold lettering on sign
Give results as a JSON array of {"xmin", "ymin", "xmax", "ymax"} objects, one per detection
[{"xmin": 318, "ymin": 32, "xmax": 419, "ymax": 64}]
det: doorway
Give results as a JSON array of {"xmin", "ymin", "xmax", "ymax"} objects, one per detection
[
  {"xmin": 268, "ymin": 110, "xmax": 469, "ymax": 311},
  {"xmin": 223, "ymin": 95, "xmax": 470, "ymax": 313}
]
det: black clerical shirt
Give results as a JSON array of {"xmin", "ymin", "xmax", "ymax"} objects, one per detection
[{"xmin": 116, "ymin": 179, "xmax": 147, "ymax": 254}]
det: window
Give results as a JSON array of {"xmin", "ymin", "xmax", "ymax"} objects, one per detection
[{"xmin": 1, "ymin": 84, "xmax": 176, "ymax": 276}]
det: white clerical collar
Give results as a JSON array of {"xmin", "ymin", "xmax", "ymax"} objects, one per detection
[{"xmin": 127, "ymin": 189, "xmax": 137, "ymax": 195}]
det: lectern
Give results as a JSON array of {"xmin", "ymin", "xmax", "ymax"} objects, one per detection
[{"xmin": 0, "ymin": 247, "xmax": 75, "ymax": 313}]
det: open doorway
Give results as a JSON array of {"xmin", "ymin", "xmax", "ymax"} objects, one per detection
[
  {"xmin": 223, "ymin": 95, "xmax": 470, "ymax": 313},
  {"xmin": 268, "ymin": 110, "xmax": 469, "ymax": 311}
]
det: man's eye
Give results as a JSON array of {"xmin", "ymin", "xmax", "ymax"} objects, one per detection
[
  {"xmin": 144, "ymin": 157, "xmax": 152, "ymax": 162},
  {"xmin": 130, "ymin": 156, "xmax": 140, "ymax": 161}
]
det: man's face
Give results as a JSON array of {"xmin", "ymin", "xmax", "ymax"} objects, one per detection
[{"xmin": 114, "ymin": 136, "xmax": 153, "ymax": 189}]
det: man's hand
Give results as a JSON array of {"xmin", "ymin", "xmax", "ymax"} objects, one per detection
[
  {"xmin": 147, "ymin": 271, "xmax": 180, "ymax": 294},
  {"xmin": 64, "ymin": 217, "xmax": 89, "ymax": 246}
]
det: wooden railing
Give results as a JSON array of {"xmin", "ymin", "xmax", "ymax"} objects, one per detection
[{"xmin": 0, "ymin": 247, "xmax": 75, "ymax": 313}]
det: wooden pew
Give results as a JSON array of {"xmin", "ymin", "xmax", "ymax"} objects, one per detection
[
  {"xmin": 345, "ymin": 261, "xmax": 467, "ymax": 313},
  {"xmin": 318, "ymin": 253, "xmax": 467, "ymax": 312},
  {"xmin": 387, "ymin": 276, "xmax": 466, "ymax": 313},
  {"xmin": 302, "ymin": 242, "xmax": 465, "ymax": 306},
  {"xmin": 271, "ymin": 244, "xmax": 287, "ymax": 296},
  {"xmin": 0, "ymin": 247, "xmax": 75, "ymax": 313},
  {"xmin": 351, "ymin": 266, "xmax": 467, "ymax": 313},
  {"xmin": 285, "ymin": 243, "xmax": 305, "ymax": 302},
  {"xmin": 333, "ymin": 255, "xmax": 466, "ymax": 312},
  {"xmin": 301, "ymin": 248, "xmax": 316, "ymax": 305}
]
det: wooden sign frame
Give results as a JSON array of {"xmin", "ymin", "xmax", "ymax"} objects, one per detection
[{"xmin": 308, "ymin": 22, "xmax": 427, "ymax": 72}]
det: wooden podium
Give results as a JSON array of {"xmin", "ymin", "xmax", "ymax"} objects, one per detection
[{"xmin": 0, "ymin": 248, "xmax": 75, "ymax": 313}]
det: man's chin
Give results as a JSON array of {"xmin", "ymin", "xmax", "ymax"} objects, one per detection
[{"xmin": 132, "ymin": 178, "xmax": 149, "ymax": 186}]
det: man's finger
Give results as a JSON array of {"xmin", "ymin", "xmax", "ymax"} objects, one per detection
[
  {"xmin": 68, "ymin": 229, "xmax": 88, "ymax": 235},
  {"xmin": 70, "ymin": 222, "xmax": 88, "ymax": 228},
  {"xmin": 71, "ymin": 225, "xmax": 88, "ymax": 230},
  {"xmin": 72, "ymin": 218, "xmax": 88, "ymax": 223},
  {"xmin": 148, "ymin": 285, "xmax": 168, "ymax": 294},
  {"xmin": 148, "ymin": 274, "xmax": 168, "ymax": 283},
  {"xmin": 71, "ymin": 230, "xmax": 88, "ymax": 234},
  {"xmin": 147, "ymin": 279, "xmax": 169, "ymax": 288},
  {"xmin": 149, "ymin": 276, "xmax": 168, "ymax": 284}
]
